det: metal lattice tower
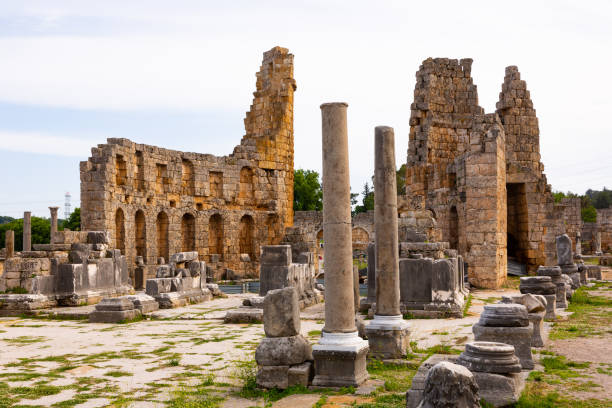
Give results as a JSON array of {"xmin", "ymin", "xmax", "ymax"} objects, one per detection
[{"xmin": 64, "ymin": 192, "xmax": 71, "ymax": 218}]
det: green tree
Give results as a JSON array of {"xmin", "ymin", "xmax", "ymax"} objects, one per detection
[
  {"xmin": 293, "ymin": 169, "xmax": 323, "ymax": 211},
  {"xmin": 581, "ymin": 205, "xmax": 597, "ymax": 223},
  {"xmin": 0, "ymin": 217, "xmax": 51, "ymax": 251},
  {"xmin": 397, "ymin": 164, "xmax": 406, "ymax": 196},
  {"xmin": 354, "ymin": 182, "xmax": 374, "ymax": 214},
  {"xmin": 63, "ymin": 208, "xmax": 81, "ymax": 231},
  {"xmin": 0, "ymin": 216, "xmax": 14, "ymax": 225}
]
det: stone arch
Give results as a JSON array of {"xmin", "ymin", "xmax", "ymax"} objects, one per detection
[
  {"xmin": 115, "ymin": 208, "xmax": 126, "ymax": 254},
  {"xmin": 352, "ymin": 227, "xmax": 369, "ymax": 251},
  {"xmin": 181, "ymin": 213, "xmax": 196, "ymax": 252},
  {"xmin": 449, "ymin": 205, "xmax": 459, "ymax": 250},
  {"xmin": 135, "ymin": 209, "xmax": 146, "ymax": 258},
  {"xmin": 239, "ymin": 167, "xmax": 254, "ymax": 199},
  {"xmin": 209, "ymin": 213, "xmax": 224, "ymax": 261},
  {"xmin": 266, "ymin": 213, "xmax": 280, "ymax": 244},
  {"xmin": 239, "ymin": 214, "xmax": 255, "ymax": 258},
  {"xmin": 156, "ymin": 211, "xmax": 169, "ymax": 261},
  {"xmin": 181, "ymin": 159, "xmax": 195, "ymax": 196}
]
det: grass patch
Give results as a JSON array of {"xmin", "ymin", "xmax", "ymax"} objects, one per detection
[
  {"xmin": 502, "ymin": 275, "xmax": 520, "ymax": 289},
  {"xmin": 463, "ymin": 293, "xmax": 473, "ymax": 317},
  {"xmin": 104, "ymin": 370, "xmax": 133, "ymax": 377},
  {"xmin": 3, "ymin": 335, "xmax": 47, "ymax": 346},
  {"xmin": 307, "ymin": 330, "xmax": 322, "ymax": 337}
]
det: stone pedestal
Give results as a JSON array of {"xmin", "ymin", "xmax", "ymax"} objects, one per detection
[
  {"xmin": 365, "ymin": 315, "xmax": 410, "ymax": 359},
  {"xmin": 457, "ymin": 342, "xmax": 521, "ymax": 374},
  {"xmin": 89, "ymin": 297, "xmax": 141, "ymax": 323},
  {"xmin": 313, "ymin": 102, "xmax": 368, "ymax": 387},
  {"xmin": 543, "ymin": 294, "xmax": 556, "ymax": 320},
  {"xmin": 537, "ymin": 266, "xmax": 566, "ymax": 308},
  {"xmin": 472, "ymin": 324, "xmax": 533, "ymax": 370},
  {"xmin": 23, "ymin": 211, "xmax": 31, "ymax": 252},
  {"xmin": 519, "ymin": 276, "xmax": 556, "ymax": 296},
  {"xmin": 527, "ymin": 312, "xmax": 545, "ymax": 347}
]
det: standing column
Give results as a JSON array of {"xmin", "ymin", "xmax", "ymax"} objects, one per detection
[
  {"xmin": 5, "ymin": 230, "xmax": 15, "ymax": 258},
  {"xmin": 312, "ymin": 102, "xmax": 369, "ymax": 387},
  {"xmin": 595, "ymin": 231, "xmax": 602, "ymax": 255},
  {"xmin": 49, "ymin": 207, "xmax": 59, "ymax": 244},
  {"xmin": 366, "ymin": 126, "xmax": 410, "ymax": 358},
  {"xmin": 23, "ymin": 211, "xmax": 32, "ymax": 252}
]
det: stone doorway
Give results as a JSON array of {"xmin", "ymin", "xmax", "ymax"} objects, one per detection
[
  {"xmin": 181, "ymin": 213, "xmax": 196, "ymax": 252},
  {"xmin": 507, "ymin": 183, "xmax": 529, "ymax": 265},
  {"xmin": 449, "ymin": 206, "xmax": 459, "ymax": 250},
  {"xmin": 135, "ymin": 210, "xmax": 146, "ymax": 259},
  {"xmin": 156, "ymin": 211, "xmax": 169, "ymax": 261}
]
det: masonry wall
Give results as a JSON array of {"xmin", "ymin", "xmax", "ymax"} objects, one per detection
[
  {"xmin": 80, "ymin": 47, "xmax": 296, "ymax": 278},
  {"xmin": 405, "ymin": 58, "xmax": 559, "ymax": 288}
]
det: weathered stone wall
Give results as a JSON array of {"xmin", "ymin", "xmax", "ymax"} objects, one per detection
[
  {"xmin": 597, "ymin": 207, "xmax": 612, "ymax": 253},
  {"xmin": 80, "ymin": 47, "xmax": 296, "ymax": 278},
  {"xmin": 555, "ymin": 198, "xmax": 582, "ymax": 252},
  {"xmin": 405, "ymin": 58, "xmax": 558, "ymax": 288}
]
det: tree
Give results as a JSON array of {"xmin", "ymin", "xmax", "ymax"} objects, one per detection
[
  {"xmin": 293, "ymin": 169, "xmax": 323, "ymax": 211},
  {"xmin": 0, "ymin": 216, "xmax": 14, "ymax": 225},
  {"xmin": 0, "ymin": 217, "xmax": 51, "ymax": 251},
  {"xmin": 397, "ymin": 164, "xmax": 406, "ymax": 196},
  {"xmin": 581, "ymin": 205, "xmax": 597, "ymax": 223},
  {"xmin": 354, "ymin": 182, "xmax": 374, "ymax": 214},
  {"xmin": 63, "ymin": 208, "xmax": 81, "ymax": 231}
]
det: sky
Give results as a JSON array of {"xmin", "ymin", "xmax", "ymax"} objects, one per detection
[{"xmin": 0, "ymin": 0, "xmax": 611, "ymax": 219}]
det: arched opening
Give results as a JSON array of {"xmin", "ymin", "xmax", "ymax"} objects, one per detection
[
  {"xmin": 181, "ymin": 213, "xmax": 196, "ymax": 252},
  {"xmin": 239, "ymin": 167, "xmax": 254, "ymax": 199},
  {"xmin": 266, "ymin": 214, "xmax": 280, "ymax": 244},
  {"xmin": 134, "ymin": 151, "xmax": 145, "ymax": 191},
  {"xmin": 115, "ymin": 208, "xmax": 125, "ymax": 254},
  {"xmin": 239, "ymin": 215, "xmax": 255, "ymax": 258},
  {"xmin": 135, "ymin": 210, "xmax": 146, "ymax": 259},
  {"xmin": 507, "ymin": 183, "xmax": 529, "ymax": 264},
  {"xmin": 115, "ymin": 155, "xmax": 127, "ymax": 186},
  {"xmin": 449, "ymin": 206, "xmax": 459, "ymax": 250},
  {"xmin": 181, "ymin": 159, "xmax": 195, "ymax": 196},
  {"xmin": 156, "ymin": 211, "xmax": 169, "ymax": 261},
  {"xmin": 351, "ymin": 227, "xmax": 369, "ymax": 251},
  {"xmin": 209, "ymin": 214, "xmax": 224, "ymax": 261}
]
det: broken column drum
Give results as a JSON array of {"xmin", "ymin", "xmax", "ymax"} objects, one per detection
[
  {"xmin": 472, "ymin": 303, "xmax": 534, "ymax": 369},
  {"xmin": 365, "ymin": 126, "xmax": 410, "ymax": 359},
  {"xmin": 537, "ymin": 266, "xmax": 567, "ymax": 309},
  {"xmin": 49, "ymin": 207, "xmax": 59, "ymax": 242},
  {"xmin": 519, "ymin": 276, "xmax": 556, "ymax": 319},
  {"xmin": 556, "ymin": 234, "xmax": 579, "ymax": 287},
  {"xmin": 312, "ymin": 102, "xmax": 369, "ymax": 387}
]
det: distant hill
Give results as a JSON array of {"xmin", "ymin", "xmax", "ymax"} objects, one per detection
[{"xmin": 0, "ymin": 216, "xmax": 15, "ymax": 225}]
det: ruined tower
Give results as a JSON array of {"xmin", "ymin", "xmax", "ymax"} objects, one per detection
[{"xmin": 80, "ymin": 46, "xmax": 296, "ymax": 279}]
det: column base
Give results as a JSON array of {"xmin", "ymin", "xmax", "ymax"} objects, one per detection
[
  {"xmin": 312, "ymin": 331, "xmax": 369, "ymax": 387},
  {"xmin": 365, "ymin": 315, "xmax": 411, "ymax": 359}
]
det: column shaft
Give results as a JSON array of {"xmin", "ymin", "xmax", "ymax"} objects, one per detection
[
  {"xmin": 5, "ymin": 230, "xmax": 14, "ymax": 258},
  {"xmin": 374, "ymin": 126, "xmax": 401, "ymax": 316},
  {"xmin": 23, "ymin": 211, "xmax": 32, "ymax": 252},
  {"xmin": 49, "ymin": 207, "xmax": 59, "ymax": 243},
  {"xmin": 321, "ymin": 102, "xmax": 356, "ymax": 333}
]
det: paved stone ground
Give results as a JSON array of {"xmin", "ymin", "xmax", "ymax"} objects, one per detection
[{"xmin": 0, "ymin": 285, "xmax": 592, "ymax": 407}]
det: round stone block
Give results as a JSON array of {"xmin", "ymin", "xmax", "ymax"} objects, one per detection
[
  {"xmin": 457, "ymin": 341, "xmax": 522, "ymax": 374},
  {"xmin": 519, "ymin": 276, "xmax": 556, "ymax": 295},
  {"xmin": 472, "ymin": 324, "xmax": 534, "ymax": 370},
  {"xmin": 479, "ymin": 304, "xmax": 529, "ymax": 327},
  {"xmin": 537, "ymin": 266, "xmax": 561, "ymax": 277}
]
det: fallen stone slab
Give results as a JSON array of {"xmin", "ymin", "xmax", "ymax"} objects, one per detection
[
  {"xmin": 224, "ymin": 308, "xmax": 263, "ymax": 324},
  {"xmin": 126, "ymin": 293, "xmax": 159, "ymax": 314},
  {"xmin": 89, "ymin": 298, "xmax": 141, "ymax": 323}
]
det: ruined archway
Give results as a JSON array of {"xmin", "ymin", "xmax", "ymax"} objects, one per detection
[
  {"xmin": 239, "ymin": 167, "xmax": 254, "ymax": 199},
  {"xmin": 209, "ymin": 213, "xmax": 224, "ymax": 261},
  {"xmin": 181, "ymin": 213, "xmax": 196, "ymax": 252},
  {"xmin": 135, "ymin": 210, "xmax": 146, "ymax": 258},
  {"xmin": 115, "ymin": 208, "xmax": 125, "ymax": 254},
  {"xmin": 239, "ymin": 215, "xmax": 255, "ymax": 258},
  {"xmin": 156, "ymin": 211, "xmax": 169, "ymax": 261}
]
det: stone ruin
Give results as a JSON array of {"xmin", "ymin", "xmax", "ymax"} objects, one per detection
[
  {"xmin": 255, "ymin": 287, "xmax": 313, "ymax": 389},
  {"xmin": 144, "ymin": 251, "xmax": 212, "ymax": 308},
  {"xmin": 0, "ymin": 209, "xmax": 131, "ymax": 315},
  {"xmin": 79, "ymin": 46, "xmax": 296, "ymax": 281},
  {"xmin": 404, "ymin": 58, "xmax": 567, "ymax": 288}
]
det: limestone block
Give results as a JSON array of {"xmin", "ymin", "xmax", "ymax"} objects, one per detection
[
  {"xmin": 473, "ymin": 371, "xmax": 524, "ymax": 407},
  {"xmin": 501, "ymin": 294, "xmax": 545, "ymax": 313},
  {"xmin": 478, "ymin": 304, "xmax": 529, "ymax": 327},
  {"xmin": 255, "ymin": 335, "xmax": 311, "ymax": 366},
  {"xmin": 20, "ymin": 251, "xmax": 48, "ymax": 258},
  {"xmin": 287, "ymin": 361, "xmax": 313, "ymax": 387},
  {"xmin": 457, "ymin": 342, "xmax": 522, "ymax": 374},
  {"xmin": 528, "ymin": 312, "xmax": 545, "ymax": 347},
  {"xmin": 170, "ymin": 251, "xmax": 198, "ymax": 264},
  {"xmin": 542, "ymin": 294, "xmax": 556, "ymax": 320},
  {"xmin": 224, "ymin": 308, "xmax": 263, "ymax": 324},
  {"xmin": 260, "ymin": 245, "xmax": 292, "ymax": 266},
  {"xmin": 263, "ymin": 287, "xmax": 300, "ymax": 337},
  {"xmin": 156, "ymin": 265, "xmax": 172, "ymax": 278},
  {"xmin": 256, "ymin": 365, "xmax": 289, "ymax": 389},
  {"xmin": 312, "ymin": 344, "xmax": 369, "ymax": 387},
  {"xmin": 556, "ymin": 234, "xmax": 572, "ymax": 265},
  {"xmin": 87, "ymin": 231, "xmax": 111, "ymax": 245},
  {"xmin": 126, "ymin": 294, "xmax": 159, "ymax": 313},
  {"xmin": 145, "ymin": 278, "xmax": 172, "ymax": 296},
  {"xmin": 188, "ymin": 261, "xmax": 205, "ymax": 277}
]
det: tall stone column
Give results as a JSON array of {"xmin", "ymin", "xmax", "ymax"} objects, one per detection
[
  {"xmin": 5, "ymin": 230, "xmax": 15, "ymax": 258},
  {"xmin": 595, "ymin": 231, "xmax": 602, "ymax": 255},
  {"xmin": 49, "ymin": 207, "xmax": 59, "ymax": 244},
  {"xmin": 366, "ymin": 126, "xmax": 410, "ymax": 358},
  {"xmin": 575, "ymin": 232, "xmax": 582, "ymax": 257},
  {"xmin": 312, "ymin": 102, "xmax": 369, "ymax": 387},
  {"xmin": 23, "ymin": 211, "xmax": 32, "ymax": 252}
]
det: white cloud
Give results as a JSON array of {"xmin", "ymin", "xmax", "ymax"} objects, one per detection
[{"xmin": 0, "ymin": 130, "xmax": 94, "ymax": 157}]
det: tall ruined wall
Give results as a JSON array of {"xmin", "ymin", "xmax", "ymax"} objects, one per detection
[
  {"xmin": 405, "ymin": 58, "xmax": 559, "ymax": 288},
  {"xmin": 80, "ymin": 47, "xmax": 295, "ymax": 278},
  {"xmin": 555, "ymin": 198, "xmax": 582, "ymax": 252},
  {"xmin": 597, "ymin": 207, "xmax": 612, "ymax": 253}
]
